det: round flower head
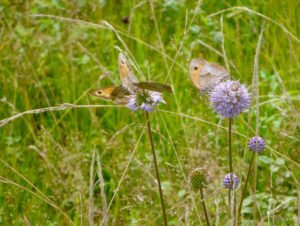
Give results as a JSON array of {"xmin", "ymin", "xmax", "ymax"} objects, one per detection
[
  {"xmin": 210, "ymin": 80, "xmax": 250, "ymax": 118},
  {"xmin": 223, "ymin": 173, "xmax": 239, "ymax": 190},
  {"xmin": 248, "ymin": 136, "xmax": 265, "ymax": 153},
  {"xmin": 126, "ymin": 90, "xmax": 165, "ymax": 112},
  {"xmin": 189, "ymin": 167, "xmax": 208, "ymax": 191}
]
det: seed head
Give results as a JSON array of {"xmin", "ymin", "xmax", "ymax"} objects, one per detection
[{"xmin": 189, "ymin": 168, "xmax": 209, "ymax": 191}]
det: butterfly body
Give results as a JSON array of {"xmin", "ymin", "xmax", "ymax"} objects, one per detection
[{"xmin": 189, "ymin": 58, "xmax": 229, "ymax": 94}]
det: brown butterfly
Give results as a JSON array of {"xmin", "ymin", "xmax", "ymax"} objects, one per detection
[
  {"xmin": 90, "ymin": 53, "xmax": 172, "ymax": 104},
  {"xmin": 189, "ymin": 58, "xmax": 229, "ymax": 94}
]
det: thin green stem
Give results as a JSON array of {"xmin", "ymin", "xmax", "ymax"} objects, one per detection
[
  {"xmin": 228, "ymin": 118, "xmax": 233, "ymax": 174},
  {"xmin": 228, "ymin": 117, "xmax": 233, "ymax": 207},
  {"xmin": 145, "ymin": 112, "xmax": 168, "ymax": 226},
  {"xmin": 238, "ymin": 152, "xmax": 255, "ymax": 215},
  {"xmin": 228, "ymin": 117, "xmax": 236, "ymax": 225},
  {"xmin": 228, "ymin": 189, "xmax": 231, "ymax": 211},
  {"xmin": 200, "ymin": 187, "xmax": 210, "ymax": 226},
  {"xmin": 252, "ymin": 154, "xmax": 258, "ymax": 223}
]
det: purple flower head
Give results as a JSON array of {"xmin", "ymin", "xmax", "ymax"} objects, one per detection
[
  {"xmin": 126, "ymin": 90, "xmax": 165, "ymax": 112},
  {"xmin": 210, "ymin": 80, "xmax": 250, "ymax": 118},
  {"xmin": 248, "ymin": 136, "xmax": 265, "ymax": 153},
  {"xmin": 223, "ymin": 173, "xmax": 239, "ymax": 190}
]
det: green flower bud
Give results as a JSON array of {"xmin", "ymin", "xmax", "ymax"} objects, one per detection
[{"xmin": 189, "ymin": 167, "xmax": 208, "ymax": 191}]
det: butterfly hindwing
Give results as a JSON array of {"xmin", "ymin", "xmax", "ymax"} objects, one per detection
[
  {"xmin": 133, "ymin": 82, "xmax": 173, "ymax": 93},
  {"xmin": 111, "ymin": 86, "xmax": 131, "ymax": 99}
]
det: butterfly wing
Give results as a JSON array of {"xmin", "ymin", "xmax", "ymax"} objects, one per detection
[
  {"xmin": 133, "ymin": 82, "xmax": 173, "ymax": 93},
  {"xmin": 110, "ymin": 86, "xmax": 133, "ymax": 104},
  {"xmin": 118, "ymin": 53, "xmax": 139, "ymax": 93},
  {"xmin": 110, "ymin": 86, "xmax": 131, "ymax": 99},
  {"xmin": 200, "ymin": 62, "xmax": 228, "ymax": 78},
  {"xmin": 198, "ymin": 62, "xmax": 229, "ymax": 93},
  {"xmin": 89, "ymin": 87, "xmax": 116, "ymax": 100},
  {"xmin": 89, "ymin": 86, "xmax": 131, "ymax": 104}
]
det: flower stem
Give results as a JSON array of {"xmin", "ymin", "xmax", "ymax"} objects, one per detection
[
  {"xmin": 145, "ymin": 112, "xmax": 168, "ymax": 226},
  {"xmin": 200, "ymin": 187, "xmax": 210, "ymax": 226},
  {"xmin": 238, "ymin": 152, "xmax": 255, "ymax": 215},
  {"xmin": 228, "ymin": 117, "xmax": 236, "ymax": 225},
  {"xmin": 228, "ymin": 117, "xmax": 233, "ymax": 207},
  {"xmin": 228, "ymin": 118, "xmax": 233, "ymax": 173},
  {"xmin": 252, "ymin": 154, "xmax": 258, "ymax": 224}
]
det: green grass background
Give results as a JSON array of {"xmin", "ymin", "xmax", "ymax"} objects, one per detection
[{"xmin": 0, "ymin": 0, "xmax": 299, "ymax": 225}]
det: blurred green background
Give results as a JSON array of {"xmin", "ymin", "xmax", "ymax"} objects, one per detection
[{"xmin": 0, "ymin": 0, "xmax": 299, "ymax": 225}]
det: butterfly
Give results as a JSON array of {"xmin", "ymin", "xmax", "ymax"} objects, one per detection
[
  {"xmin": 189, "ymin": 58, "xmax": 229, "ymax": 94},
  {"xmin": 90, "ymin": 53, "xmax": 172, "ymax": 104}
]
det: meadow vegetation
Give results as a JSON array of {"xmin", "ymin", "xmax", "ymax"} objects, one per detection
[{"xmin": 0, "ymin": 0, "xmax": 299, "ymax": 225}]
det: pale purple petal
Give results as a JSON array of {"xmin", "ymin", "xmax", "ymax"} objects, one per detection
[{"xmin": 126, "ymin": 91, "xmax": 166, "ymax": 112}]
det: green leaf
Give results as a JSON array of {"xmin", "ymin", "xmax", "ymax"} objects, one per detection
[{"xmin": 259, "ymin": 155, "xmax": 272, "ymax": 164}]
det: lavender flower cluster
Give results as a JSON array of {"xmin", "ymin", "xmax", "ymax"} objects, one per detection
[
  {"xmin": 126, "ymin": 90, "xmax": 165, "ymax": 112},
  {"xmin": 223, "ymin": 173, "xmax": 239, "ymax": 190},
  {"xmin": 210, "ymin": 80, "xmax": 250, "ymax": 118},
  {"xmin": 248, "ymin": 136, "xmax": 265, "ymax": 153}
]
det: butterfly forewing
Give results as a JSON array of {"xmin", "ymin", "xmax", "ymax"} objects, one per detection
[
  {"xmin": 118, "ymin": 53, "xmax": 139, "ymax": 93},
  {"xmin": 89, "ymin": 87, "xmax": 116, "ymax": 99}
]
